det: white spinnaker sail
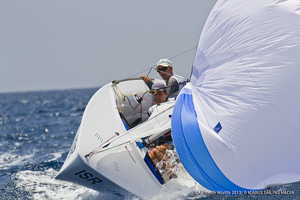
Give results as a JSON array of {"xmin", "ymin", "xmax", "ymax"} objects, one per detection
[{"xmin": 172, "ymin": 0, "xmax": 300, "ymax": 192}]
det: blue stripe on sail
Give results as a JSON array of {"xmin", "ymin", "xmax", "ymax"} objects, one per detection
[{"xmin": 172, "ymin": 88, "xmax": 250, "ymax": 193}]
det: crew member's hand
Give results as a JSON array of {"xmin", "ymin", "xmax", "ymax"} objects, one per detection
[{"xmin": 140, "ymin": 75, "xmax": 151, "ymax": 83}]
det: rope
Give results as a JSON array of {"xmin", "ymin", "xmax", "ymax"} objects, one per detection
[
  {"xmin": 125, "ymin": 146, "xmax": 136, "ymax": 163},
  {"xmin": 114, "ymin": 84, "xmax": 125, "ymax": 113},
  {"xmin": 169, "ymin": 46, "xmax": 197, "ymax": 60},
  {"xmin": 128, "ymin": 67, "xmax": 155, "ymax": 79},
  {"xmin": 85, "ymin": 132, "xmax": 119, "ymax": 157},
  {"xmin": 136, "ymin": 95, "xmax": 156, "ymax": 104}
]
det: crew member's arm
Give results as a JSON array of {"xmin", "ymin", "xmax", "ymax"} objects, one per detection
[{"xmin": 140, "ymin": 75, "xmax": 154, "ymax": 89}]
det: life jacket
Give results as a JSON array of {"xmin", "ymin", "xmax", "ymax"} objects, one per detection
[{"xmin": 167, "ymin": 74, "xmax": 186, "ymax": 99}]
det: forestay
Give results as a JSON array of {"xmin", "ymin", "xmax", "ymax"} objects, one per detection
[{"xmin": 172, "ymin": 0, "xmax": 300, "ymax": 192}]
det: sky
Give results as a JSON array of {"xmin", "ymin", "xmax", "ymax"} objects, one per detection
[{"xmin": 0, "ymin": 0, "xmax": 217, "ymax": 93}]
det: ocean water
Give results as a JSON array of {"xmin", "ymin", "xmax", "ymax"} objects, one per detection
[{"xmin": 0, "ymin": 88, "xmax": 299, "ymax": 200}]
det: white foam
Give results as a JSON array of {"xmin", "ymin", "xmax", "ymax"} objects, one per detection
[
  {"xmin": 149, "ymin": 165, "xmax": 208, "ymax": 200},
  {"xmin": 149, "ymin": 149, "xmax": 208, "ymax": 200},
  {"xmin": 0, "ymin": 152, "xmax": 34, "ymax": 170},
  {"xmin": 20, "ymin": 100, "xmax": 29, "ymax": 104},
  {"xmin": 14, "ymin": 168, "xmax": 120, "ymax": 200},
  {"xmin": 48, "ymin": 153, "xmax": 62, "ymax": 162}
]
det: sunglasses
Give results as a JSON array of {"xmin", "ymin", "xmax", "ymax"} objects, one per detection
[
  {"xmin": 149, "ymin": 90, "xmax": 165, "ymax": 95},
  {"xmin": 149, "ymin": 90, "xmax": 157, "ymax": 95},
  {"xmin": 156, "ymin": 66, "xmax": 170, "ymax": 73}
]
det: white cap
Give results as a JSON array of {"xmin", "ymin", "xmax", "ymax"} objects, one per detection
[
  {"xmin": 152, "ymin": 82, "xmax": 167, "ymax": 92},
  {"xmin": 155, "ymin": 58, "xmax": 172, "ymax": 69}
]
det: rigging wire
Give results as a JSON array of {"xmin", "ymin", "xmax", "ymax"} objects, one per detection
[
  {"xmin": 128, "ymin": 46, "xmax": 197, "ymax": 79},
  {"xmin": 169, "ymin": 46, "xmax": 197, "ymax": 60}
]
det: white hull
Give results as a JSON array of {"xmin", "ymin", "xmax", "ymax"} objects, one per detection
[{"xmin": 56, "ymin": 78, "xmax": 175, "ymax": 198}]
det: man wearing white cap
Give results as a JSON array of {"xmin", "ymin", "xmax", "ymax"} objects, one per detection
[
  {"xmin": 147, "ymin": 82, "xmax": 169, "ymax": 116},
  {"xmin": 140, "ymin": 58, "xmax": 185, "ymax": 99}
]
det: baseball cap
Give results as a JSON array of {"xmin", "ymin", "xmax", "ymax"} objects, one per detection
[
  {"xmin": 155, "ymin": 58, "xmax": 172, "ymax": 69},
  {"xmin": 151, "ymin": 82, "xmax": 167, "ymax": 92}
]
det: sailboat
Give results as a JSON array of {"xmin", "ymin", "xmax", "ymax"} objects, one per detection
[
  {"xmin": 56, "ymin": 0, "xmax": 300, "ymax": 198},
  {"xmin": 56, "ymin": 78, "xmax": 178, "ymax": 198}
]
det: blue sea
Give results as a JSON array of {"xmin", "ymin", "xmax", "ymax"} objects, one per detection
[{"xmin": 0, "ymin": 88, "xmax": 299, "ymax": 200}]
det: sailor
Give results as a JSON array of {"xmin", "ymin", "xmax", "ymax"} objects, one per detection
[
  {"xmin": 147, "ymin": 82, "xmax": 173, "ymax": 144},
  {"xmin": 147, "ymin": 82, "xmax": 175, "ymax": 178},
  {"xmin": 140, "ymin": 58, "xmax": 185, "ymax": 99},
  {"xmin": 147, "ymin": 82, "xmax": 169, "ymax": 116}
]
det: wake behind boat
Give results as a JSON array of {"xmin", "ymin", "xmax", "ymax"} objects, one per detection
[{"xmin": 56, "ymin": 78, "xmax": 179, "ymax": 198}]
